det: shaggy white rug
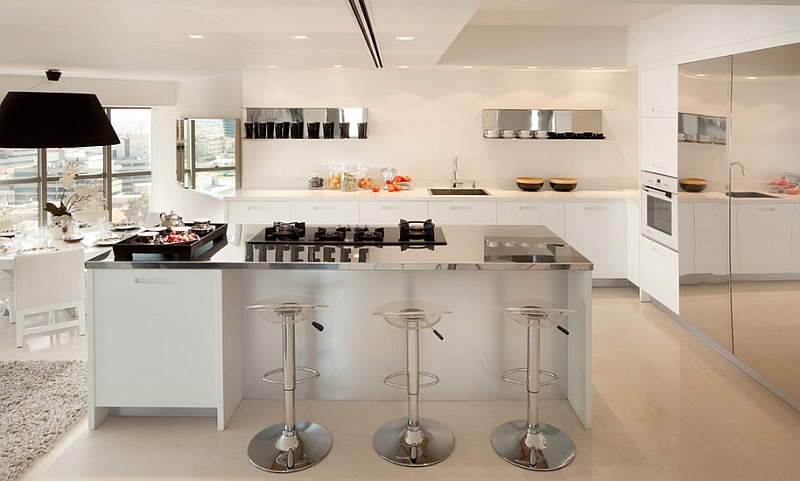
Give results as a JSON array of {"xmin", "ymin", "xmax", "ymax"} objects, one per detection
[{"xmin": 0, "ymin": 360, "xmax": 87, "ymax": 481}]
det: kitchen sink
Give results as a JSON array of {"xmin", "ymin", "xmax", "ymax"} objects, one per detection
[
  {"xmin": 726, "ymin": 191, "xmax": 777, "ymax": 198},
  {"xmin": 428, "ymin": 188, "xmax": 491, "ymax": 196}
]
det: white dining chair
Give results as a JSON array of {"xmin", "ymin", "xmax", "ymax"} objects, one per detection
[
  {"xmin": 72, "ymin": 210, "xmax": 108, "ymax": 224},
  {"xmin": 0, "ymin": 271, "xmax": 13, "ymax": 322},
  {"xmin": 13, "ymin": 247, "xmax": 86, "ymax": 348}
]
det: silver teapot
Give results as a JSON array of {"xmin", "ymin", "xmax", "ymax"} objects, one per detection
[{"xmin": 159, "ymin": 210, "xmax": 183, "ymax": 227}]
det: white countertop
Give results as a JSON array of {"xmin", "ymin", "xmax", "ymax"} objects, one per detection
[{"xmin": 224, "ymin": 187, "xmax": 639, "ymax": 202}]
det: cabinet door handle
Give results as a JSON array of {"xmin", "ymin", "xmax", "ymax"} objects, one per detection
[
  {"xmin": 381, "ymin": 205, "xmax": 404, "ymax": 210},
  {"xmin": 247, "ymin": 205, "xmax": 274, "ymax": 211},
  {"xmin": 135, "ymin": 278, "xmax": 176, "ymax": 284},
  {"xmin": 652, "ymin": 163, "xmax": 666, "ymax": 169},
  {"xmin": 651, "ymin": 246, "xmax": 666, "ymax": 257},
  {"xmin": 518, "ymin": 206, "xmax": 542, "ymax": 211},
  {"xmin": 756, "ymin": 207, "xmax": 775, "ymax": 212},
  {"xmin": 312, "ymin": 205, "xmax": 336, "ymax": 210},
  {"xmin": 584, "ymin": 206, "xmax": 607, "ymax": 211},
  {"xmin": 450, "ymin": 206, "xmax": 473, "ymax": 211}
]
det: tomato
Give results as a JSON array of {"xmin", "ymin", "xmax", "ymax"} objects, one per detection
[
  {"xmin": 394, "ymin": 184, "xmax": 402, "ymax": 191},
  {"xmin": 386, "ymin": 179, "xmax": 392, "ymax": 185},
  {"xmin": 394, "ymin": 175, "xmax": 403, "ymax": 183},
  {"xmin": 371, "ymin": 186, "xmax": 380, "ymax": 192},
  {"xmin": 779, "ymin": 178, "xmax": 789, "ymax": 186},
  {"xmin": 786, "ymin": 188, "xmax": 799, "ymax": 195},
  {"xmin": 772, "ymin": 179, "xmax": 781, "ymax": 186},
  {"xmin": 403, "ymin": 175, "xmax": 411, "ymax": 182}
]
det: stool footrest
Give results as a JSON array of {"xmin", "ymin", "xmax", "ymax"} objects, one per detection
[
  {"xmin": 262, "ymin": 366, "xmax": 320, "ymax": 385},
  {"xmin": 501, "ymin": 368, "xmax": 558, "ymax": 387},
  {"xmin": 383, "ymin": 370, "xmax": 440, "ymax": 389}
]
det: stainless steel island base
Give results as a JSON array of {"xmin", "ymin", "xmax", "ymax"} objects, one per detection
[{"xmin": 86, "ymin": 226, "xmax": 593, "ymax": 431}]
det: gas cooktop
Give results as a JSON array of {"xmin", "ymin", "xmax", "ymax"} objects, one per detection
[{"xmin": 245, "ymin": 220, "xmax": 447, "ymax": 263}]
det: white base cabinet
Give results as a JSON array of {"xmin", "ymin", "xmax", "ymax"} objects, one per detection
[
  {"xmin": 564, "ymin": 202, "xmax": 627, "ymax": 279},
  {"xmin": 496, "ymin": 202, "xmax": 565, "ymax": 238},
  {"xmin": 640, "ymin": 236, "xmax": 679, "ymax": 313},
  {"xmin": 88, "ymin": 269, "xmax": 242, "ymax": 430}
]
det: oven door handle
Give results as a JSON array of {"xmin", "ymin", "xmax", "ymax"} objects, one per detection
[{"xmin": 642, "ymin": 186, "xmax": 673, "ymax": 200}]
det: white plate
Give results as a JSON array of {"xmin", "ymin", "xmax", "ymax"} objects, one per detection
[
  {"xmin": 95, "ymin": 236, "xmax": 123, "ymax": 246},
  {"xmin": 113, "ymin": 223, "xmax": 139, "ymax": 231}
]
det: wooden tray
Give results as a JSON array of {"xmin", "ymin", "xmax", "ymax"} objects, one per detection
[{"xmin": 112, "ymin": 223, "xmax": 227, "ymax": 261}]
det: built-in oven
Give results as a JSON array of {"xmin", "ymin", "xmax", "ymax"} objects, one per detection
[{"xmin": 641, "ymin": 170, "xmax": 678, "ymax": 252}]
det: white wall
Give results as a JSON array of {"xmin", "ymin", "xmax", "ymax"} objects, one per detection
[
  {"xmin": 151, "ymin": 72, "xmax": 243, "ymax": 222},
  {"xmin": 241, "ymin": 68, "xmax": 640, "ymax": 190}
]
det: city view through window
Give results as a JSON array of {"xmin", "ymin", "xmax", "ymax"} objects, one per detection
[{"xmin": 0, "ymin": 108, "xmax": 152, "ymax": 229}]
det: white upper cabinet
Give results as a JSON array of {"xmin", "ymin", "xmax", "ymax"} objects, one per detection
[
  {"xmin": 640, "ymin": 65, "xmax": 678, "ymax": 118},
  {"xmin": 640, "ymin": 117, "xmax": 678, "ymax": 177}
]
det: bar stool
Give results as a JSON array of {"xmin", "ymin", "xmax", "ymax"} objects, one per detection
[
  {"xmin": 492, "ymin": 299, "xmax": 575, "ymax": 471},
  {"xmin": 372, "ymin": 300, "xmax": 454, "ymax": 467},
  {"xmin": 246, "ymin": 295, "xmax": 330, "ymax": 473}
]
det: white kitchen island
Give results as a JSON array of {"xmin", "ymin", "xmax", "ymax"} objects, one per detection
[{"xmin": 85, "ymin": 225, "xmax": 592, "ymax": 431}]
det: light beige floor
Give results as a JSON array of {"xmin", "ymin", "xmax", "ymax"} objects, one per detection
[{"xmin": 3, "ymin": 287, "xmax": 800, "ymax": 480}]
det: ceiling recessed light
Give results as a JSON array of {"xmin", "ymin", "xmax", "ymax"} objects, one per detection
[
  {"xmin": 290, "ymin": 35, "xmax": 309, "ymax": 40},
  {"xmin": 527, "ymin": 66, "xmax": 539, "ymax": 70},
  {"xmin": 332, "ymin": 65, "xmax": 343, "ymax": 68},
  {"xmin": 396, "ymin": 36, "xmax": 415, "ymax": 41},
  {"xmin": 397, "ymin": 65, "xmax": 408, "ymax": 69},
  {"xmin": 462, "ymin": 66, "xmax": 473, "ymax": 69},
  {"xmin": 590, "ymin": 67, "xmax": 604, "ymax": 70},
  {"xmin": 746, "ymin": 76, "xmax": 758, "ymax": 80},
  {"xmin": 187, "ymin": 34, "xmax": 205, "ymax": 39},
  {"xmin": 696, "ymin": 74, "xmax": 706, "ymax": 77},
  {"xmin": 266, "ymin": 65, "xmax": 277, "ymax": 68}
]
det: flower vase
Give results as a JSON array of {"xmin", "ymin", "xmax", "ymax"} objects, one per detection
[{"xmin": 50, "ymin": 214, "xmax": 73, "ymax": 240}]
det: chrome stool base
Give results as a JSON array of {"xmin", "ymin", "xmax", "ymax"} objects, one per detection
[
  {"xmin": 491, "ymin": 420, "xmax": 576, "ymax": 471},
  {"xmin": 248, "ymin": 421, "xmax": 332, "ymax": 473},
  {"xmin": 373, "ymin": 417, "xmax": 454, "ymax": 467}
]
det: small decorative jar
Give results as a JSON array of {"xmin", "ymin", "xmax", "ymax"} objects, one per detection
[{"xmin": 341, "ymin": 163, "xmax": 359, "ymax": 192}]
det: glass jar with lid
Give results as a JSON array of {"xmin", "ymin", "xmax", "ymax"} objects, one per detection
[
  {"xmin": 328, "ymin": 163, "xmax": 342, "ymax": 190},
  {"xmin": 341, "ymin": 163, "xmax": 359, "ymax": 192},
  {"xmin": 308, "ymin": 161, "xmax": 326, "ymax": 190},
  {"xmin": 357, "ymin": 164, "xmax": 373, "ymax": 189}
]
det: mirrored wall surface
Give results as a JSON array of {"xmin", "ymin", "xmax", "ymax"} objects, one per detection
[
  {"xmin": 678, "ymin": 43, "xmax": 800, "ymax": 407},
  {"xmin": 176, "ymin": 118, "xmax": 241, "ymax": 197}
]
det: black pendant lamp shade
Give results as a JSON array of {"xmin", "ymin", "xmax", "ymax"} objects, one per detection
[{"xmin": 0, "ymin": 91, "xmax": 120, "ymax": 148}]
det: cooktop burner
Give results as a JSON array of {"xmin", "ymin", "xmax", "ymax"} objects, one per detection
[
  {"xmin": 398, "ymin": 219, "xmax": 436, "ymax": 242},
  {"xmin": 263, "ymin": 221, "xmax": 306, "ymax": 241}
]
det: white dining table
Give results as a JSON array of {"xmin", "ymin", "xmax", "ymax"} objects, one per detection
[{"xmin": 0, "ymin": 224, "xmax": 141, "ymax": 271}]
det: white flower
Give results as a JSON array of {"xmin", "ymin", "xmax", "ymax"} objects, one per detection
[{"xmin": 59, "ymin": 162, "xmax": 78, "ymax": 190}]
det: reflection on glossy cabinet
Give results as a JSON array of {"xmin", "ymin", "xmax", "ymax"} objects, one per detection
[
  {"xmin": 733, "ymin": 203, "xmax": 793, "ymax": 275},
  {"xmin": 564, "ymin": 202, "xmax": 626, "ymax": 279},
  {"xmin": 694, "ymin": 201, "xmax": 729, "ymax": 276},
  {"xmin": 678, "ymin": 201, "xmax": 695, "ymax": 276},
  {"xmin": 496, "ymin": 201, "xmax": 565, "ymax": 238}
]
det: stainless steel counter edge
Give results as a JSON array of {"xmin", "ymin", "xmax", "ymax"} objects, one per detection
[
  {"xmin": 85, "ymin": 225, "xmax": 593, "ymax": 271},
  {"xmin": 84, "ymin": 259, "xmax": 592, "ymax": 271}
]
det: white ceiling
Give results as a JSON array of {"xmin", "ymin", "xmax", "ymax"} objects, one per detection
[{"xmin": 0, "ymin": 1, "xmax": 793, "ymax": 82}]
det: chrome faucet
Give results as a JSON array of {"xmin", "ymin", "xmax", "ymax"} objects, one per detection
[
  {"xmin": 731, "ymin": 162, "xmax": 746, "ymax": 176},
  {"xmin": 451, "ymin": 156, "xmax": 462, "ymax": 188}
]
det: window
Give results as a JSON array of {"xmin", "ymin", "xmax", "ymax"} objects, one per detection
[{"xmin": 0, "ymin": 107, "xmax": 152, "ymax": 228}]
